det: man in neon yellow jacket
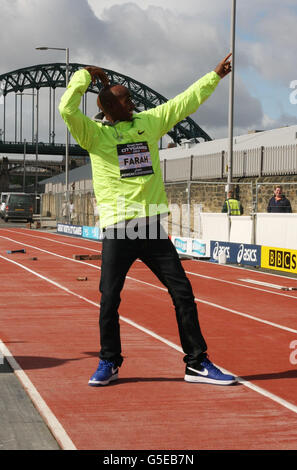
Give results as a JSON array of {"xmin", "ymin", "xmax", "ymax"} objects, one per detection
[
  {"xmin": 59, "ymin": 53, "xmax": 237, "ymax": 387},
  {"xmin": 222, "ymin": 190, "xmax": 244, "ymax": 215}
]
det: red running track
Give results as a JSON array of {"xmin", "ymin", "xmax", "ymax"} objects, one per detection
[{"xmin": 0, "ymin": 227, "xmax": 297, "ymax": 450}]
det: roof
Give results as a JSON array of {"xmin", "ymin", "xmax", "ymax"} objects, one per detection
[
  {"xmin": 159, "ymin": 124, "xmax": 297, "ymax": 160},
  {"xmin": 0, "ymin": 154, "xmax": 63, "ymax": 162},
  {"xmin": 40, "ymin": 124, "xmax": 297, "ymax": 184},
  {"xmin": 39, "ymin": 163, "xmax": 92, "ymax": 185}
]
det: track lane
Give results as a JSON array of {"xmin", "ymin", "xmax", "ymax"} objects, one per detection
[
  {"xmin": 1, "ymin": 229, "xmax": 297, "ymax": 342},
  {"xmin": 1, "ymin": 229, "xmax": 297, "ymax": 350},
  {"xmin": 1, "ymin": 251, "xmax": 297, "ymax": 449},
  {"xmin": 1, "ymin": 228, "xmax": 297, "ymax": 444}
]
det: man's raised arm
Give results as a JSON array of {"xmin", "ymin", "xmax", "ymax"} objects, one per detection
[{"xmin": 144, "ymin": 53, "xmax": 232, "ymax": 140}]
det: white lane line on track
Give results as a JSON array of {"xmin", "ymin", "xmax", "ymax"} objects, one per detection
[
  {"xmin": 0, "ymin": 339, "xmax": 77, "ymax": 450},
  {"xmin": 238, "ymin": 278, "xmax": 291, "ymax": 290},
  {"xmin": 12, "ymin": 228, "xmax": 297, "ymax": 285},
  {"xmin": 3, "ymin": 231, "xmax": 297, "ymax": 300},
  {"xmin": 3, "ymin": 228, "xmax": 102, "ymax": 253},
  {"xmin": 0, "ymin": 235, "xmax": 99, "ymax": 265},
  {"xmin": 183, "ymin": 270, "xmax": 297, "ymax": 299},
  {"xmin": 1, "ymin": 254, "xmax": 297, "ymax": 418},
  {"xmin": 6, "ymin": 228, "xmax": 297, "ymax": 292},
  {"xmin": 124, "ymin": 277, "xmax": 297, "ymax": 334},
  {"xmin": 199, "ymin": 256, "xmax": 297, "ymax": 282},
  {"xmin": 1, "ymin": 234, "xmax": 297, "ymax": 335}
]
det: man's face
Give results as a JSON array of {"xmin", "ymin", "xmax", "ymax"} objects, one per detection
[
  {"xmin": 274, "ymin": 187, "xmax": 282, "ymax": 198},
  {"xmin": 99, "ymin": 85, "xmax": 135, "ymax": 122},
  {"xmin": 113, "ymin": 86, "xmax": 135, "ymax": 122}
]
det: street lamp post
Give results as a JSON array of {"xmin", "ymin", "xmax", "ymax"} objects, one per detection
[
  {"xmin": 35, "ymin": 88, "xmax": 39, "ymax": 211},
  {"xmin": 36, "ymin": 46, "xmax": 70, "ymax": 222},
  {"xmin": 23, "ymin": 138, "xmax": 27, "ymax": 192},
  {"xmin": 227, "ymin": 0, "xmax": 236, "ymax": 192}
]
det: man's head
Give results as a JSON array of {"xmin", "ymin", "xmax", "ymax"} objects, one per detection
[
  {"xmin": 274, "ymin": 185, "xmax": 283, "ymax": 198},
  {"xmin": 97, "ymin": 85, "xmax": 135, "ymax": 123},
  {"xmin": 227, "ymin": 190, "xmax": 234, "ymax": 199}
]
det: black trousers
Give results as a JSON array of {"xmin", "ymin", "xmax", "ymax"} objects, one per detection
[{"xmin": 98, "ymin": 223, "xmax": 207, "ymax": 368}]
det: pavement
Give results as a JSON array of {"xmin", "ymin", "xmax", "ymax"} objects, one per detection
[
  {"xmin": 0, "ymin": 216, "xmax": 56, "ymax": 230},
  {"xmin": 0, "ymin": 357, "xmax": 60, "ymax": 450},
  {"xmin": 0, "ymin": 220, "xmax": 60, "ymax": 450}
]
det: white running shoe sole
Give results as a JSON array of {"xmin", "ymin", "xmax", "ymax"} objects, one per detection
[
  {"xmin": 184, "ymin": 374, "xmax": 237, "ymax": 385},
  {"xmin": 88, "ymin": 372, "xmax": 119, "ymax": 387}
]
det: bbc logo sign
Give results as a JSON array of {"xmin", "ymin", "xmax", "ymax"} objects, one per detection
[{"xmin": 269, "ymin": 249, "xmax": 297, "ymax": 270}]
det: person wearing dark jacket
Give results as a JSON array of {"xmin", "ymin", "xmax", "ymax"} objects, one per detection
[{"xmin": 267, "ymin": 185, "xmax": 292, "ymax": 213}]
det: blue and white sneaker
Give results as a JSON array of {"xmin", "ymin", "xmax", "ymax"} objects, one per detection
[
  {"xmin": 184, "ymin": 357, "xmax": 237, "ymax": 385},
  {"xmin": 88, "ymin": 360, "xmax": 119, "ymax": 387}
]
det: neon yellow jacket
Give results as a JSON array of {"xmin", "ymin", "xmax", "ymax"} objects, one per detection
[
  {"xmin": 222, "ymin": 198, "xmax": 243, "ymax": 215},
  {"xmin": 59, "ymin": 69, "xmax": 220, "ymax": 228}
]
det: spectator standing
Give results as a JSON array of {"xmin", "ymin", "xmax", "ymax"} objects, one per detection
[
  {"xmin": 267, "ymin": 185, "xmax": 292, "ymax": 213},
  {"xmin": 222, "ymin": 190, "xmax": 243, "ymax": 215}
]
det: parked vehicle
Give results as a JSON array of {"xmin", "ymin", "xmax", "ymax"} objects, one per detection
[
  {"xmin": 1, "ymin": 193, "xmax": 34, "ymax": 222},
  {"xmin": 0, "ymin": 192, "xmax": 10, "ymax": 217}
]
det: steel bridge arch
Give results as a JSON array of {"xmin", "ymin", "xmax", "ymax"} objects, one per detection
[{"xmin": 0, "ymin": 62, "xmax": 212, "ymax": 144}]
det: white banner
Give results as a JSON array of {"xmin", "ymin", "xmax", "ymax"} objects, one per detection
[{"xmin": 171, "ymin": 236, "xmax": 209, "ymax": 258}]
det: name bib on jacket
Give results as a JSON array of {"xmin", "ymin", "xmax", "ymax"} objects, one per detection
[{"xmin": 117, "ymin": 141, "xmax": 154, "ymax": 178}]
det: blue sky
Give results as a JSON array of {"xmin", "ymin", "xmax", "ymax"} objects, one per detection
[
  {"xmin": 241, "ymin": 68, "xmax": 295, "ymax": 121},
  {"xmin": 235, "ymin": 1, "xmax": 297, "ymax": 124}
]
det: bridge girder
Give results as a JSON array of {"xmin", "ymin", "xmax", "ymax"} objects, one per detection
[{"xmin": 0, "ymin": 62, "xmax": 212, "ymax": 145}]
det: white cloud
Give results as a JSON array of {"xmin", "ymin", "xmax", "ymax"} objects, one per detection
[
  {"xmin": 0, "ymin": 0, "xmax": 296, "ymax": 142},
  {"xmin": 87, "ymin": 0, "xmax": 230, "ymax": 19}
]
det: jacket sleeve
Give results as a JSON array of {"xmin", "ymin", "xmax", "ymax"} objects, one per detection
[
  {"xmin": 222, "ymin": 201, "xmax": 228, "ymax": 213},
  {"xmin": 143, "ymin": 71, "xmax": 220, "ymax": 140},
  {"xmin": 58, "ymin": 69, "xmax": 99, "ymax": 151},
  {"xmin": 286, "ymin": 199, "xmax": 292, "ymax": 213}
]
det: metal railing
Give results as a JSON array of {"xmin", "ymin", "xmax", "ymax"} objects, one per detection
[
  {"xmin": 41, "ymin": 189, "xmax": 99, "ymax": 227},
  {"xmin": 161, "ymin": 144, "xmax": 297, "ymax": 182},
  {"xmin": 255, "ymin": 181, "xmax": 297, "ymax": 213},
  {"xmin": 164, "ymin": 180, "xmax": 254, "ymax": 237}
]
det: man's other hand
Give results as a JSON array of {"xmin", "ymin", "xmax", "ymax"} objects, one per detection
[
  {"xmin": 214, "ymin": 53, "xmax": 232, "ymax": 79},
  {"xmin": 85, "ymin": 66, "xmax": 110, "ymax": 86}
]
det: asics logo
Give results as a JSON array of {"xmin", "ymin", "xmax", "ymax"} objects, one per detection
[{"xmin": 188, "ymin": 366, "xmax": 208, "ymax": 376}]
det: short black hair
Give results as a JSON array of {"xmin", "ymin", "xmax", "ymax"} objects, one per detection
[{"xmin": 97, "ymin": 84, "xmax": 118, "ymax": 112}]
